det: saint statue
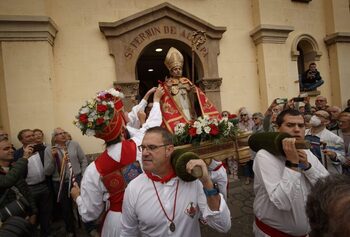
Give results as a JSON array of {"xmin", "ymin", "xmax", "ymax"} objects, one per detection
[{"xmin": 160, "ymin": 47, "xmax": 220, "ymax": 132}]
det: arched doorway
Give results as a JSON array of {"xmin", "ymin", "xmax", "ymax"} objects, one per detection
[
  {"xmin": 136, "ymin": 39, "xmax": 202, "ymax": 100},
  {"xmin": 99, "ymin": 2, "xmax": 226, "ymax": 111},
  {"xmin": 291, "ymin": 34, "xmax": 322, "ymax": 92}
]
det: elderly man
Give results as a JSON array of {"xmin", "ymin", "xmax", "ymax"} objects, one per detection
[
  {"xmin": 327, "ymin": 106, "xmax": 342, "ymax": 131},
  {"xmin": 253, "ymin": 109, "xmax": 328, "ymax": 237},
  {"xmin": 315, "ymin": 96, "xmax": 329, "ymax": 111},
  {"xmin": 305, "ymin": 110, "xmax": 345, "ymax": 174},
  {"xmin": 333, "ymin": 112, "xmax": 350, "ymax": 174},
  {"xmin": 44, "ymin": 127, "xmax": 88, "ymax": 237},
  {"xmin": 120, "ymin": 126, "xmax": 231, "ymax": 237}
]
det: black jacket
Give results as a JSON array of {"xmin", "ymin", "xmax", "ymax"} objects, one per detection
[{"xmin": 0, "ymin": 159, "xmax": 38, "ymax": 216}]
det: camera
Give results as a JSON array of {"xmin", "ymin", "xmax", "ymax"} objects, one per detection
[
  {"xmin": 293, "ymin": 97, "xmax": 305, "ymax": 102},
  {"xmin": 0, "ymin": 197, "xmax": 30, "ymax": 222},
  {"xmin": 31, "ymin": 144, "xmax": 45, "ymax": 153},
  {"xmin": 0, "ymin": 216, "xmax": 32, "ymax": 236}
]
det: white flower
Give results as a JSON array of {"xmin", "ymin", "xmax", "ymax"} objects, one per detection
[
  {"xmin": 174, "ymin": 123, "xmax": 185, "ymax": 135},
  {"xmin": 193, "ymin": 121, "xmax": 201, "ymax": 128},
  {"xmin": 204, "ymin": 126, "xmax": 211, "ymax": 134},
  {"xmin": 107, "ymin": 88, "xmax": 124, "ymax": 98},
  {"xmin": 196, "ymin": 127, "xmax": 202, "ymax": 135},
  {"xmin": 85, "ymin": 129, "xmax": 96, "ymax": 136},
  {"xmin": 80, "ymin": 106, "xmax": 90, "ymax": 114},
  {"xmin": 102, "ymin": 101, "xmax": 107, "ymax": 105}
]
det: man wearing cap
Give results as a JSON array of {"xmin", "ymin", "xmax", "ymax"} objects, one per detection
[
  {"xmin": 160, "ymin": 47, "xmax": 220, "ymax": 132},
  {"xmin": 70, "ymin": 87, "xmax": 164, "ymax": 237},
  {"xmin": 120, "ymin": 126, "xmax": 231, "ymax": 237}
]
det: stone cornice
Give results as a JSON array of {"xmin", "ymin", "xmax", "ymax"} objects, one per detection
[
  {"xmin": 99, "ymin": 2, "xmax": 226, "ymax": 39},
  {"xmin": 0, "ymin": 15, "xmax": 58, "ymax": 46},
  {"xmin": 250, "ymin": 24, "xmax": 294, "ymax": 45},
  {"xmin": 324, "ymin": 32, "xmax": 350, "ymax": 46}
]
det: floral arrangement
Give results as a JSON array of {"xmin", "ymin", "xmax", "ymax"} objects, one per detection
[
  {"xmin": 74, "ymin": 88, "xmax": 124, "ymax": 136},
  {"xmin": 173, "ymin": 115, "xmax": 239, "ymax": 146}
]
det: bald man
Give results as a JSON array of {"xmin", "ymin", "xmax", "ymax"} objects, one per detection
[{"xmin": 315, "ymin": 96, "xmax": 329, "ymax": 111}]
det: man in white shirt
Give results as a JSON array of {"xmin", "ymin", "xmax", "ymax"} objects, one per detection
[
  {"xmin": 120, "ymin": 126, "xmax": 231, "ymax": 237},
  {"xmin": 14, "ymin": 129, "xmax": 51, "ymax": 237},
  {"xmin": 253, "ymin": 109, "xmax": 329, "ymax": 237},
  {"xmin": 71, "ymin": 87, "xmax": 163, "ymax": 237},
  {"xmin": 305, "ymin": 109, "xmax": 345, "ymax": 174}
]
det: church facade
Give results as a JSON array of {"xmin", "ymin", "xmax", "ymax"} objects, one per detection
[{"xmin": 0, "ymin": 0, "xmax": 349, "ymax": 152}]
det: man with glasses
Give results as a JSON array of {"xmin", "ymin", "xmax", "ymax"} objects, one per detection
[
  {"xmin": 315, "ymin": 96, "xmax": 329, "ymax": 111},
  {"xmin": 253, "ymin": 109, "xmax": 328, "ymax": 237},
  {"xmin": 44, "ymin": 127, "xmax": 88, "ymax": 237},
  {"xmin": 120, "ymin": 126, "xmax": 231, "ymax": 236},
  {"xmin": 305, "ymin": 110, "xmax": 345, "ymax": 174}
]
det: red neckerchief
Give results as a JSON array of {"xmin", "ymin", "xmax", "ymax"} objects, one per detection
[{"xmin": 145, "ymin": 169, "xmax": 176, "ymax": 183}]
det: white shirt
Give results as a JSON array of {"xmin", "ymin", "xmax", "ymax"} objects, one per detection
[
  {"xmin": 305, "ymin": 128, "xmax": 345, "ymax": 174},
  {"xmin": 127, "ymin": 99, "xmax": 147, "ymax": 129},
  {"xmin": 253, "ymin": 149, "xmax": 329, "ymax": 236},
  {"xmin": 208, "ymin": 160, "xmax": 228, "ymax": 201},
  {"xmin": 26, "ymin": 152, "xmax": 45, "ymax": 185},
  {"xmin": 76, "ymin": 102, "xmax": 162, "ymax": 237},
  {"xmin": 120, "ymin": 174, "xmax": 231, "ymax": 237}
]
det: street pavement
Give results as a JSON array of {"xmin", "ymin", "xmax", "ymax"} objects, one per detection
[{"xmin": 201, "ymin": 177, "xmax": 254, "ymax": 237}]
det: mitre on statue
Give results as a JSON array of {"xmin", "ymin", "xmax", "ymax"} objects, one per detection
[{"xmin": 164, "ymin": 47, "xmax": 184, "ymax": 71}]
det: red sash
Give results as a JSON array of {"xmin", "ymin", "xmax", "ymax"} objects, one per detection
[
  {"xmin": 94, "ymin": 140, "xmax": 137, "ymax": 212},
  {"xmin": 255, "ymin": 217, "xmax": 307, "ymax": 237},
  {"xmin": 160, "ymin": 78, "xmax": 220, "ymax": 133}
]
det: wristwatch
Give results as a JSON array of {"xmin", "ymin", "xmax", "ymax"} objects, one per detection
[
  {"xmin": 203, "ymin": 187, "xmax": 219, "ymax": 197},
  {"xmin": 285, "ymin": 160, "xmax": 299, "ymax": 168}
]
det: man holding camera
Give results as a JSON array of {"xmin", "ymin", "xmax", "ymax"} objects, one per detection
[
  {"xmin": 301, "ymin": 62, "xmax": 324, "ymax": 91},
  {"xmin": 0, "ymin": 135, "xmax": 37, "ymax": 229},
  {"xmin": 14, "ymin": 129, "xmax": 51, "ymax": 237}
]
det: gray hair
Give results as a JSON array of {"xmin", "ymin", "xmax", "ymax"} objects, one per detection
[{"xmin": 252, "ymin": 112, "xmax": 264, "ymax": 120}]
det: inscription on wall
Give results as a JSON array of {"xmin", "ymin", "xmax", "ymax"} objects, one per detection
[{"xmin": 124, "ymin": 25, "xmax": 209, "ymax": 59}]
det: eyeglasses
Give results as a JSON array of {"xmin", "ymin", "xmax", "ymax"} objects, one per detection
[
  {"xmin": 138, "ymin": 144, "xmax": 169, "ymax": 152},
  {"xmin": 240, "ymin": 114, "xmax": 248, "ymax": 117},
  {"xmin": 252, "ymin": 117, "xmax": 259, "ymax": 120},
  {"xmin": 315, "ymin": 100, "xmax": 325, "ymax": 102}
]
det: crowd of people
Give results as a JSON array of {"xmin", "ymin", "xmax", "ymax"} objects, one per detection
[{"xmin": 0, "ymin": 47, "xmax": 349, "ymax": 237}]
